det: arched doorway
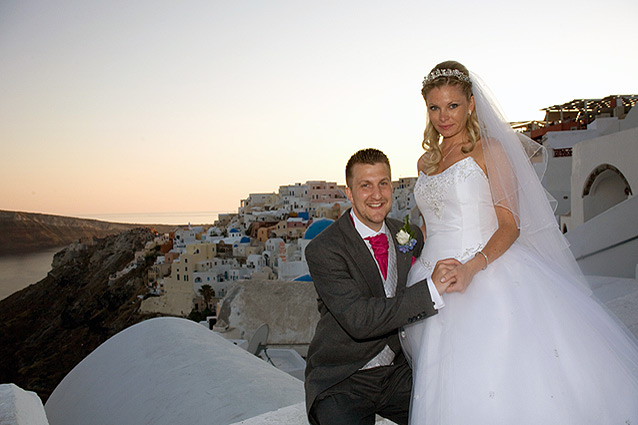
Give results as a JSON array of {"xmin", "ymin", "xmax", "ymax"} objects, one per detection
[{"xmin": 582, "ymin": 164, "xmax": 632, "ymax": 222}]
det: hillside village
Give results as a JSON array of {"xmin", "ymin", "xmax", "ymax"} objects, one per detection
[{"xmin": 136, "ymin": 178, "xmax": 418, "ymax": 318}]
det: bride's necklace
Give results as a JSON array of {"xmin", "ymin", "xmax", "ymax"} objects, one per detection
[{"xmin": 440, "ymin": 140, "xmax": 467, "ymax": 163}]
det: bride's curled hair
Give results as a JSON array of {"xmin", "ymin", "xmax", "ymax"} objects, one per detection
[{"xmin": 421, "ymin": 60, "xmax": 481, "ymax": 175}]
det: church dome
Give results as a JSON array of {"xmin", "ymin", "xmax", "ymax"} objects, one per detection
[{"xmin": 303, "ymin": 218, "xmax": 334, "ymax": 240}]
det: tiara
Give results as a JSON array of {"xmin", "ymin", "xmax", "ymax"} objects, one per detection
[{"xmin": 422, "ymin": 69, "xmax": 471, "ymax": 87}]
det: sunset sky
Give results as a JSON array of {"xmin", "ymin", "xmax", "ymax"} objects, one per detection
[{"xmin": 2, "ymin": 0, "xmax": 637, "ymax": 220}]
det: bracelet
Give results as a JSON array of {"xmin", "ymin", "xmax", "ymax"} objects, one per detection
[{"xmin": 476, "ymin": 251, "xmax": 488, "ymax": 270}]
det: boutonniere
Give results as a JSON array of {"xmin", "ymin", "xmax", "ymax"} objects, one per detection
[{"xmin": 396, "ymin": 214, "xmax": 417, "ymax": 253}]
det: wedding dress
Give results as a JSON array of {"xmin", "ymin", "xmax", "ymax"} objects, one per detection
[{"xmin": 403, "ymin": 156, "xmax": 638, "ymax": 424}]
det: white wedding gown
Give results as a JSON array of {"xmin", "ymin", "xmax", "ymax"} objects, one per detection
[{"xmin": 404, "ymin": 156, "xmax": 638, "ymax": 424}]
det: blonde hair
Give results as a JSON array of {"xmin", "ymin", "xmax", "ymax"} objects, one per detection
[{"xmin": 421, "ymin": 60, "xmax": 481, "ymax": 174}]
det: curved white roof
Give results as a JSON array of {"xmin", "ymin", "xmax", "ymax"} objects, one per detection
[{"xmin": 45, "ymin": 317, "xmax": 304, "ymax": 425}]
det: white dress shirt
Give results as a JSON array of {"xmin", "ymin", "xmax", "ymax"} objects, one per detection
[{"xmin": 350, "ymin": 210, "xmax": 444, "ymax": 310}]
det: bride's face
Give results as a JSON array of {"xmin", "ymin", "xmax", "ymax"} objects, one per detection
[{"xmin": 425, "ymin": 84, "xmax": 474, "ymax": 142}]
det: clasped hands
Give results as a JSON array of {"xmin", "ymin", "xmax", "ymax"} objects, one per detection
[{"xmin": 431, "ymin": 258, "xmax": 477, "ymax": 295}]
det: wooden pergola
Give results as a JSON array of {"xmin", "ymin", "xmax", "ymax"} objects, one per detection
[{"xmin": 541, "ymin": 95, "xmax": 638, "ymax": 124}]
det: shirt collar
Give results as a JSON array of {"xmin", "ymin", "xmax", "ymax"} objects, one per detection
[{"xmin": 350, "ymin": 209, "xmax": 387, "ymax": 239}]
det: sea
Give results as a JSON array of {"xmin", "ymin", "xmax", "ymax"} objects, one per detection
[
  {"xmin": 0, "ymin": 211, "xmax": 227, "ymax": 301},
  {"xmin": 0, "ymin": 247, "xmax": 61, "ymax": 301},
  {"xmin": 76, "ymin": 211, "xmax": 225, "ymax": 226}
]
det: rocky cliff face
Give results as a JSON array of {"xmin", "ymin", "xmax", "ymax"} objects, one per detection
[
  {"xmin": 216, "ymin": 280, "xmax": 319, "ymax": 346},
  {"xmin": 0, "ymin": 228, "xmax": 165, "ymax": 402},
  {"xmin": 0, "ymin": 210, "xmax": 143, "ymax": 255}
]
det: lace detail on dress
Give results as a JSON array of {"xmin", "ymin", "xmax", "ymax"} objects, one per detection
[
  {"xmin": 419, "ymin": 242, "xmax": 485, "ymax": 273},
  {"xmin": 415, "ymin": 157, "xmax": 484, "ymax": 219},
  {"xmin": 458, "ymin": 242, "xmax": 486, "ymax": 262}
]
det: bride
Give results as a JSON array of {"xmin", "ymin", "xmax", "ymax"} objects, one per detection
[{"xmin": 403, "ymin": 60, "xmax": 638, "ymax": 424}]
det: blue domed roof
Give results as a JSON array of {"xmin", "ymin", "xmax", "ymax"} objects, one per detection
[
  {"xmin": 240, "ymin": 236, "xmax": 250, "ymax": 243},
  {"xmin": 229, "ymin": 228, "xmax": 239, "ymax": 233},
  {"xmin": 293, "ymin": 274, "xmax": 313, "ymax": 282},
  {"xmin": 303, "ymin": 218, "xmax": 334, "ymax": 240}
]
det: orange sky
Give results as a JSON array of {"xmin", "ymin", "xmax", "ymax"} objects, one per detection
[{"xmin": 2, "ymin": 1, "xmax": 637, "ymax": 218}]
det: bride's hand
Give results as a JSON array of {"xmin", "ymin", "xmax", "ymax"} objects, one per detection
[
  {"xmin": 443, "ymin": 256, "xmax": 483, "ymax": 293},
  {"xmin": 432, "ymin": 258, "xmax": 461, "ymax": 294}
]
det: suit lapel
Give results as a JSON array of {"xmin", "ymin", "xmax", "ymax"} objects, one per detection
[
  {"xmin": 386, "ymin": 219, "xmax": 412, "ymax": 294},
  {"xmin": 336, "ymin": 211, "xmax": 386, "ymax": 297}
]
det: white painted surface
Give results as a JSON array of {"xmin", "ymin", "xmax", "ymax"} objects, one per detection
[
  {"xmin": 570, "ymin": 127, "xmax": 638, "ymax": 227},
  {"xmin": 567, "ymin": 196, "xmax": 638, "ymax": 279},
  {"xmin": 0, "ymin": 384, "xmax": 49, "ymax": 425},
  {"xmin": 44, "ymin": 317, "xmax": 304, "ymax": 425}
]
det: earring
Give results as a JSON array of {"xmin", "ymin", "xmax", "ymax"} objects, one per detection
[{"xmin": 469, "ymin": 110, "xmax": 472, "ymax": 116}]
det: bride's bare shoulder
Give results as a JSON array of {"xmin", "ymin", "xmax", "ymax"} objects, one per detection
[{"xmin": 470, "ymin": 138, "xmax": 488, "ymax": 174}]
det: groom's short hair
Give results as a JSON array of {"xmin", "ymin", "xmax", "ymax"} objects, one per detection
[{"xmin": 345, "ymin": 148, "xmax": 391, "ymax": 187}]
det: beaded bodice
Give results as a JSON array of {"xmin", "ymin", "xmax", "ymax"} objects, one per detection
[{"xmin": 414, "ymin": 157, "xmax": 498, "ymax": 273}]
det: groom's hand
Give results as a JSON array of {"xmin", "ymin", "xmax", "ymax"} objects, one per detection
[{"xmin": 432, "ymin": 258, "xmax": 461, "ymax": 294}]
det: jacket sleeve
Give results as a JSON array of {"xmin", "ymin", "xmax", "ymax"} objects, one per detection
[{"xmin": 306, "ymin": 235, "xmax": 437, "ymax": 341}]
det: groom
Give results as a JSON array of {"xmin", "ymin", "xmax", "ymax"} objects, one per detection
[{"xmin": 304, "ymin": 148, "xmax": 457, "ymax": 425}]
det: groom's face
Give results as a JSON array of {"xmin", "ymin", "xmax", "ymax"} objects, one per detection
[{"xmin": 345, "ymin": 162, "xmax": 392, "ymax": 232}]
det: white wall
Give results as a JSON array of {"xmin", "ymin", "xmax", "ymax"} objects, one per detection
[
  {"xmin": 542, "ymin": 155, "xmax": 572, "ymax": 217},
  {"xmin": 566, "ymin": 196, "xmax": 638, "ymax": 279},
  {"xmin": 570, "ymin": 127, "xmax": 638, "ymax": 226}
]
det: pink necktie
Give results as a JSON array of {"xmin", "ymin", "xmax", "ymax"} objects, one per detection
[{"xmin": 366, "ymin": 234, "xmax": 389, "ymax": 279}]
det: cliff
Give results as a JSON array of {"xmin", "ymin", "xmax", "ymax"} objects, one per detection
[
  {"xmin": 0, "ymin": 228, "xmax": 166, "ymax": 402},
  {"xmin": 0, "ymin": 210, "xmax": 175, "ymax": 255}
]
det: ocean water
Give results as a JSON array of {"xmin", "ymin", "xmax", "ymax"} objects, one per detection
[
  {"xmin": 0, "ymin": 247, "xmax": 62, "ymax": 301},
  {"xmin": 76, "ymin": 211, "xmax": 225, "ymax": 225}
]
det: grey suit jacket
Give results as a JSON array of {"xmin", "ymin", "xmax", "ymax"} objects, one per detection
[{"xmin": 304, "ymin": 209, "xmax": 437, "ymax": 418}]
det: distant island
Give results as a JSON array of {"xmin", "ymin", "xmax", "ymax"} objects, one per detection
[{"xmin": 0, "ymin": 210, "xmax": 179, "ymax": 255}]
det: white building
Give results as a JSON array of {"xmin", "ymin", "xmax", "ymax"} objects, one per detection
[
  {"xmin": 277, "ymin": 242, "xmax": 309, "ymax": 280},
  {"xmin": 279, "ymin": 182, "xmax": 310, "ymax": 212},
  {"xmin": 536, "ymin": 96, "xmax": 637, "ymax": 220},
  {"xmin": 390, "ymin": 177, "xmax": 418, "ymax": 222},
  {"xmin": 173, "ymin": 226, "xmax": 204, "ymax": 250},
  {"xmin": 200, "ymin": 226, "xmax": 222, "ymax": 242},
  {"xmin": 542, "ymin": 102, "xmax": 638, "ymax": 279},
  {"xmin": 556, "ymin": 105, "xmax": 638, "ymax": 233}
]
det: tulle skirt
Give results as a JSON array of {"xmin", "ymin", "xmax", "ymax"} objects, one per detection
[{"xmin": 403, "ymin": 243, "xmax": 638, "ymax": 425}]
